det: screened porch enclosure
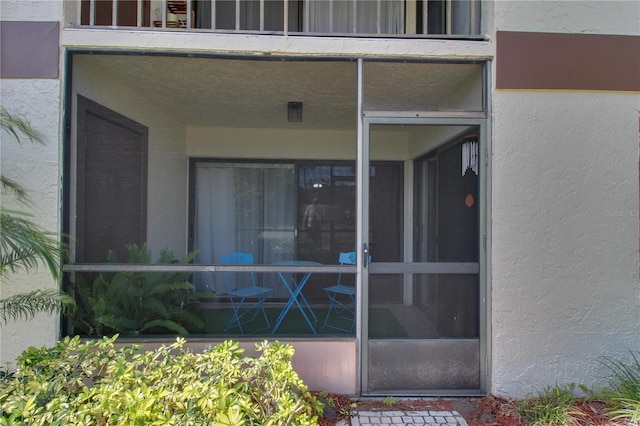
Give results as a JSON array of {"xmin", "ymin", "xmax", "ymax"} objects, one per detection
[{"xmin": 66, "ymin": 54, "xmax": 484, "ymax": 345}]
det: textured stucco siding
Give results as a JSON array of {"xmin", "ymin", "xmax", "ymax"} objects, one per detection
[
  {"xmin": 0, "ymin": 0, "xmax": 62, "ymax": 22},
  {"xmin": 491, "ymin": 90, "xmax": 639, "ymax": 396},
  {"xmin": 0, "ymin": 0, "xmax": 64, "ymax": 364},
  {"xmin": 494, "ymin": 0, "xmax": 639, "ymax": 35},
  {"xmin": 490, "ymin": 0, "xmax": 640, "ymax": 397},
  {"xmin": 0, "ymin": 79, "xmax": 63, "ymax": 364}
]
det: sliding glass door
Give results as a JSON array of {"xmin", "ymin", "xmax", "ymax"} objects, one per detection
[
  {"xmin": 193, "ymin": 162, "xmax": 296, "ymax": 297},
  {"xmin": 192, "ymin": 160, "xmax": 403, "ymax": 307}
]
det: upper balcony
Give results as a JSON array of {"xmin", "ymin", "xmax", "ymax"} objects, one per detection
[{"xmin": 77, "ymin": 0, "xmax": 482, "ymax": 39}]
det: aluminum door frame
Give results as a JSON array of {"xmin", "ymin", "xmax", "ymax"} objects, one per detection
[{"xmin": 357, "ymin": 112, "xmax": 488, "ymax": 394}]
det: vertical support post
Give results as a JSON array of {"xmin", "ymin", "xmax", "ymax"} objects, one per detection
[
  {"xmin": 355, "ymin": 57, "xmax": 367, "ymax": 394},
  {"xmin": 329, "ymin": 0, "xmax": 333, "ymax": 32},
  {"xmin": 111, "ymin": 0, "xmax": 119, "ymax": 27},
  {"xmin": 283, "ymin": 0, "xmax": 288, "ymax": 35},
  {"xmin": 211, "ymin": 0, "xmax": 216, "ymax": 29},
  {"xmin": 406, "ymin": 0, "xmax": 417, "ymax": 35},
  {"xmin": 162, "ymin": 0, "xmax": 167, "ymax": 28},
  {"xmin": 260, "ymin": 0, "xmax": 265, "ymax": 31},
  {"xmin": 402, "ymin": 160, "xmax": 414, "ymax": 305},
  {"xmin": 235, "ymin": 0, "xmax": 240, "ymax": 30},
  {"xmin": 137, "ymin": 0, "xmax": 143, "ymax": 27},
  {"xmin": 446, "ymin": 0, "xmax": 452, "ymax": 34},
  {"xmin": 351, "ymin": 0, "xmax": 356, "ymax": 33},
  {"xmin": 470, "ymin": 0, "xmax": 479, "ymax": 34},
  {"xmin": 89, "ymin": 0, "xmax": 96, "ymax": 25},
  {"xmin": 304, "ymin": 0, "xmax": 309, "ymax": 32},
  {"xmin": 400, "ymin": 0, "xmax": 405, "ymax": 35},
  {"xmin": 186, "ymin": 0, "xmax": 192, "ymax": 28},
  {"xmin": 422, "ymin": 0, "xmax": 429, "ymax": 34}
]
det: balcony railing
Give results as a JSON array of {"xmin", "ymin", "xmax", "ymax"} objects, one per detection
[{"xmin": 79, "ymin": 0, "xmax": 481, "ymax": 37}]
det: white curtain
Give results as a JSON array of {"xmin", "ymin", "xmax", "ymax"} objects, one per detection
[
  {"xmin": 194, "ymin": 163, "xmax": 295, "ymax": 297},
  {"xmin": 452, "ymin": 0, "xmax": 473, "ymax": 34},
  {"xmin": 307, "ymin": 0, "xmax": 403, "ymax": 34}
]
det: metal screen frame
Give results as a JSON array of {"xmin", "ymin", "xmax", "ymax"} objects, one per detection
[{"xmin": 358, "ymin": 113, "xmax": 487, "ymax": 394}]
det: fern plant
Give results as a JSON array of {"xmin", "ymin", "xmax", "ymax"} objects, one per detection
[{"xmin": 71, "ymin": 244, "xmax": 207, "ymax": 336}]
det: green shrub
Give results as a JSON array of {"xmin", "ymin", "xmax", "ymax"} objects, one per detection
[
  {"xmin": 70, "ymin": 244, "xmax": 207, "ymax": 336},
  {"xmin": 0, "ymin": 336, "xmax": 323, "ymax": 425}
]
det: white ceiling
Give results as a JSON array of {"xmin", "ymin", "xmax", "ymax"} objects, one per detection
[{"xmin": 76, "ymin": 54, "xmax": 482, "ymax": 130}]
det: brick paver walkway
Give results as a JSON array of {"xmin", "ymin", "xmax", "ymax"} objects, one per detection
[{"xmin": 350, "ymin": 410, "xmax": 469, "ymax": 426}]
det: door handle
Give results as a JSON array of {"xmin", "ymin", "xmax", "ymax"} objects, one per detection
[{"xmin": 363, "ymin": 243, "xmax": 369, "ymax": 268}]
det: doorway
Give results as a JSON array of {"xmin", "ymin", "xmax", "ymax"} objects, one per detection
[{"xmin": 361, "ymin": 119, "xmax": 485, "ymax": 394}]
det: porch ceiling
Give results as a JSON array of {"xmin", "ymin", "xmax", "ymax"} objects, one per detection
[{"xmin": 76, "ymin": 54, "xmax": 480, "ymax": 130}]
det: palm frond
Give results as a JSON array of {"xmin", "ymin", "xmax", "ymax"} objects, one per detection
[
  {"xmin": 0, "ymin": 176, "xmax": 30, "ymax": 204},
  {"xmin": 0, "ymin": 289, "xmax": 74, "ymax": 324},
  {"xmin": 0, "ymin": 106, "xmax": 72, "ymax": 326},
  {"xmin": 0, "ymin": 208, "xmax": 68, "ymax": 279},
  {"xmin": 0, "ymin": 106, "xmax": 45, "ymax": 144}
]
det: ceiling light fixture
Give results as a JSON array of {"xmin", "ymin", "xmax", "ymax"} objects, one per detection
[{"xmin": 287, "ymin": 101, "xmax": 303, "ymax": 122}]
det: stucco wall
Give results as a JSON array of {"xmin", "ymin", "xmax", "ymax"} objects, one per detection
[
  {"xmin": 490, "ymin": 0, "xmax": 640, "ymax": 397},
  {"xmin": 0, "ymin": 0, "xmax": 64, "ymax": 364},
  {"xmin": 0, "ymin": 79, "xmax": 63, "ymax": 364},
  {"xmin": 491, "ymin": 90, "xmax": 639, "ymax": 396},
  {"xmin": 494, "ymin": 0, "xmax": 639, "ymax": 35},
  {"xmin": 0, "ymin": 0, "xmax": 61, "ymax": 21}
]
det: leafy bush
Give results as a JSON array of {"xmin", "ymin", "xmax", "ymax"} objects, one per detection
[
  {"xmin": 70, "ymin": 244, "xmax": 207, "ymax": 336},
  {"xmin": 0, "ymin": 336, "xmax": 323, "ymax": 425}
]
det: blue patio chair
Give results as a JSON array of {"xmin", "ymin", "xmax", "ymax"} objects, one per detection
[
  {"xmin": 221, "ymin": 252, "xmax": 272, "ymax": 334},
  {"xmin": 322, "ymin": 251, "xmax": 357, "ymax": 333}
]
